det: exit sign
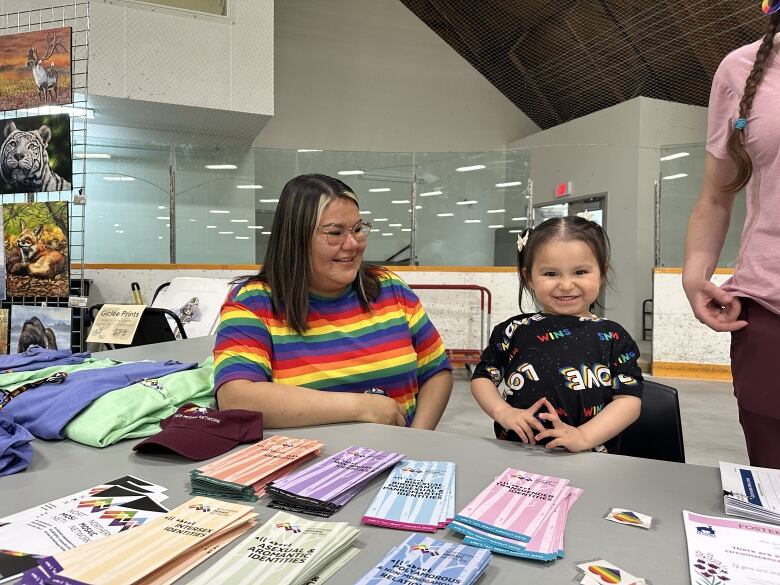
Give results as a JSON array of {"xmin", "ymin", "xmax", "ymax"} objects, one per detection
[{"xmin": 555, "ymin": 182, "xmax": 573, "ymax": 197}]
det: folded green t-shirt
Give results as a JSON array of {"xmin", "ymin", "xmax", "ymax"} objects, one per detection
[{"xmin": 64, "ymin": 357, "xmax": 216, "ymax": 448}]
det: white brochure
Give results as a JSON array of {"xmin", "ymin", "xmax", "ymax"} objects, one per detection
[{"xmin": 683, "ymin": 510, "xmax": 780, "ymax": 585}]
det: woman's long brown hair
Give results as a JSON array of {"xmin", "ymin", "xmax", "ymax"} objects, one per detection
[{"xmin": 724, "ymin": 12, "xmax": 780, "ymax": 193}]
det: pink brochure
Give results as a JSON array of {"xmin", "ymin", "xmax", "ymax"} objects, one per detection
[{"xmin": 454, "ymin": 468, "xmax": 570, "ymax": 542}]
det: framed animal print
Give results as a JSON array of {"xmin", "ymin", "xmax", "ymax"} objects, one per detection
[
  {"xmin": 0, "ymin": 308, "xmax": 7, "ymax": 354},
  {"xmin": 9, "ymin": 304, "xmax": 70, "ymax": 354},
  {"xmin": 3, "ymin": 201, "xmax": 69, "ymax": 297},
  {"xmin": 0, "ymin": 27, "xmax": 72, "ymax": 111},
  {"xmin": 0, "ymin": 114, "xmax": 72, "ymax": 194}
]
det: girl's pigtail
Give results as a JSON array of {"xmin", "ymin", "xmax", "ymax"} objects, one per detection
[{"xmin": 517, "ymin": 228, "xmax": 532, "ymax": 311}]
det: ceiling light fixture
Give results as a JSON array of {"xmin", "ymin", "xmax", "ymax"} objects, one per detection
[
  {"xmin": 455, "ymin": 164, "xmax": 486, "ymax": 172},
  {"xmin": 495, "ymin": 181, "xmax": 522, "ymax": 188},
  {"xmin": 205, "ymin": 164, "xmax": 237, "ymax": 170},
  {"xmin": 659, "ymin": 152, "xmax": 690, "ymax": 161}
]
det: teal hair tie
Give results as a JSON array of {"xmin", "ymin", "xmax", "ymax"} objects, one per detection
[{"xmin": 735, "ymin": 118, "xmax": 748, "ymax": 130}]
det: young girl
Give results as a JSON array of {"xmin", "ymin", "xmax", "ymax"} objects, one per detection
[{"xmin": 471, "ymin": 216, "xmax": 643, "ymax": 453}]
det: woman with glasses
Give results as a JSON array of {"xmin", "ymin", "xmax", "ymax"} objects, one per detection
[{"xmin": 213, "ymin": 174, "xmax": 453, "ymax": 429}]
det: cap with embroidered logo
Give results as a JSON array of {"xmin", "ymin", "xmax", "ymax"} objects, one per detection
[{"xmin": 133, "ymin": 403, "xmax": 262, "ymax": 460}]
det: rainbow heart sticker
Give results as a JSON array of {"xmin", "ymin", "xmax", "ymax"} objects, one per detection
[
  {"xmin": 589, "ymin": 565, "xmax": 622, "ymax": 583},
  {"xmin": 613, "ymin": 511, "xmax": 643, "ymax": 524}
]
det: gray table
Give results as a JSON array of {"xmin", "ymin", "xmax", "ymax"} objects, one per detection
[{"xmin": 1, "ymin": 338, "xmax": 723, "ymax": 584}]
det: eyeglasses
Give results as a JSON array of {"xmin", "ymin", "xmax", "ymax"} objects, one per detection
[{"xmin": 316, "ymin": 220, "xmax": 372, "ymax": 246}]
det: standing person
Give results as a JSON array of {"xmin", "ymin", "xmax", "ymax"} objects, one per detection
[
  {"xmin": 683, "ymin": 3, "xmax": 780, "ymax": 468},
  {"xmin": 214, "ymin": 174, "xmax": 453, "ymax": 430},
  {"xmin": 471, "ymin": 217, "xmax": 643, "ymax": 453}
]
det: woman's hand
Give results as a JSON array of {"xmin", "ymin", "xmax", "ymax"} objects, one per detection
[
  {"xmin": 493, "ymin": 397, "xmax": 547, "ymax": 444},
  {"xmin": 683, "ymin": 278, "xmax": 747, "ymax": 332},
  {"xmin": 359, "ymin": 394, "xmax": 407, "ymax": 426},
  {"xmin": 534, "ymin": 399, "xmax": 589, "ymax": 452}
]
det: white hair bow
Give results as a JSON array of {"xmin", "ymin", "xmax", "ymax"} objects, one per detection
[{"xmin": 516, "ymin": 231, "xmax": 530, "ymax": 253}]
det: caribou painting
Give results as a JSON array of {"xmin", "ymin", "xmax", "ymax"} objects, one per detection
[{"xmin": 25, "ymin": 31, "xmax": 68, "ymax": 103}]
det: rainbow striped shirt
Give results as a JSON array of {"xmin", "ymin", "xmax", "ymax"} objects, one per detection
[{"xmin": 213, "ymin": 272, "xmax": 451, "ymax": 425}]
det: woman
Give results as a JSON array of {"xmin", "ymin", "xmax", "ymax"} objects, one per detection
[
  {"xmin": 683, "ymin": 3, "xmax": 780, "ymax": 467},
  {"xmin": 213, "ymin": 174, "xmax": 453, "ymax": 429}
]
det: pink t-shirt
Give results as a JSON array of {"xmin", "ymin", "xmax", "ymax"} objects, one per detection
[{"xmin": 707, "ymin": 36, "xmax": 780, "ymax": 315}]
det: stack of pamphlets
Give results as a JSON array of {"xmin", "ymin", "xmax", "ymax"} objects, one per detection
[
  {"xmin": 361, "ymin": 460, "xmax": 455, "ymax": 532},
  {"xmin": 720, "ymin": 461, "xmax": 780, "ymax": 525},
  {"xmin": 355, "ymin": 533, "xmax": 491, "ymax": 585},
  {"xmin": 190, "ymin": 435, "xmax": 324, "ymax": 501},
  {"xmin": 448, "ymin": 468, "xmax": 582, "ymax": 561},
  {"xmin": 267, "ymin": 446, "xmax": 405, "ymax": 517},
  {"xmin": 0, "ymin": 476, "xmax": 170, "ymax": 583},
  {"xmin": 188, "ymin": 511, "xmax": 360, "ymax": 585},
  {"xmin": 20, "ymin": 497, "xmax": 257, "ymax": 585}
]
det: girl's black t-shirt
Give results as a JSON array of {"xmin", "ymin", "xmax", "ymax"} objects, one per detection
[{"xmin": 472, "ymin": 313, "xmax": 644, "ymax": 451}]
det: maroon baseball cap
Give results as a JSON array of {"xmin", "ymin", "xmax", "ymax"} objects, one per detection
[{"xmin": 133, "ymin": 404, "xmax": 262, "ymax": 460}]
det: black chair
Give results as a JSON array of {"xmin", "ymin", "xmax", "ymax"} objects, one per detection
[
  {"xmin": 618, "ymin": 380, "xmax": 685, "ymax": 463},
  {"xmin": 87, "ymin": 304, "xmax": 187, "ymax": 349}
]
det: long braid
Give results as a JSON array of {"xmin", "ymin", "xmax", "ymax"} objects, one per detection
[{"xmin": 724, "ymin": 12, "xmax": 780, "ymax": 193}]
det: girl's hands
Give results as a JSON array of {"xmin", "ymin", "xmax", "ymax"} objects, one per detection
[
  {"xmin": 535, "ymin": 398, "xmax": 590, "ymax": 452},
  {"xmin": 494, "ymin": 397, "xmax": 548, "ymax": 444}
]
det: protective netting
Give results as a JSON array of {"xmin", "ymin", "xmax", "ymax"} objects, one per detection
[{"xmin": 401, "ymin": 0, "xmax": 769, "ymax": 129}]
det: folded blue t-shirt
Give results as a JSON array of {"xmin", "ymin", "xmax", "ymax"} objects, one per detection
[
  {"xmin": 0, "ymin": 346, "xmax": 90, "ymax": 373},
  {"xmin": 0, "ymin": 411, "xmax": 34, "ymax": 476},
  {"xmin": 3, "ymin": 360, "xmax": 197, "ymax": 439}
]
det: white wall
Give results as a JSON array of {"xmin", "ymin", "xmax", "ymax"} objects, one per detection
[
  {"xmin": 653, "ymin": 271, "xmax": 730, "ymax": 366},
  {"xmin": 254, "ymin": 0, "xmax": 538, "ymax": 152},
  {"xmin": 83, "ymin": 267, "xmax": 522, "ymax": 353},
  {"xmin": 506, "ymin": 97, "xmax": 708, "ymax": 339}
]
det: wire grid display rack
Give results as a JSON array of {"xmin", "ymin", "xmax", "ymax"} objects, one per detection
[{"xmin": 0, "ymin": 3, "xmax": 89, "ymax": 352}]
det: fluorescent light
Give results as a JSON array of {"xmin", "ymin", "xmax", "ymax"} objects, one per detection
[
  {"xmin": 156, "ymin": 216, "xmax": 169, "ymax": 220},
  {"xmin": 218, "ymin": 231, "xmax": 234, "ymax": 235},
  {"xmin": 512, "ymin": 217, "xmax": 528, "ymax": 221},
  {"xmin": 158, "ymin": 236, "xmax": 163, "ymax": 239},
  {"xmin": 456, "ymin": 200, "xmax": 478, "ymax": 205},
  {"xmin": 374, "ymin": 218, "xmax": 388, "ymax": 222},
  {"xmin": 495, "ymin": 181, "xmax": 522, "ymax": 188},
  {"xmin": 230, "ymin": 219, "xmax": 249, "ymax": 223},
  {"xmin": 662, "ymin": 173, "xmax": 688, "ymax": 180},
  {"xmin": 261, "ymin": 231, "xmax": 272, "ymax": 235},
  {"xmin": 113, "ymin": 223, "xmax": 120, "ymax": 227},
  {"xmin": 659, "ymin": 152, "xmax": 690, "ymax": 161},
  {"xmin": 235, "ymin": 236, "xmax": 249, "ymax": 240},
  {"xmin": 401, "ymin": 228, "xmax": 411, "ymax": 232},
  {"xmin": 103, "ymin": 176, "xmax": 135, "ymax": 181},
  {"xmin": 437, "ymin": 213, "xmax": 454, "ymax": 217},
  {"xmin": 389, "ymin": 223, "xmax": 402, "ymax": 227},
  {"xmin": 236, "ymin": 184, "xmax": 263, "ymax": 190},
  {"xmin": 464, "ymin": 219, "xmax": 482, "ymax": 223},
  {"xmin": 509, "ymin": 229, "xmax": 523, "ymax": 233},
  {"xmin": 456, "ymin": 164, "xmax": 486, "ymax": 172},
  {"xmin": 297, "ymin": 149, "xmax": 322, "ymax": 152},
  {"xmin": 73, "ymin": 153, "xmax": 110, "ymax": 159},
  {"xmin": 206, "ymin": 225, "xmax": 217, "ymax": 229},
  {"xmin": 338, "ymin": 170, "xmax": 364, "ymax": 176},
  {"xmin": 209, "ymin": 209, "xmax": 230, "ymax": 214},
  {"xmin": 205, "ymin": 164, "xmax": 237, "ymax": 170},
  {"xmin": 391, "ymin": 200, "xmax": 410, "ymax": 204},
  {"xmin": 189, "ymin": 219, "xmax": 197, "ymax": 222},
  {"xmin": 247, "ymin": 225, "xmax": 263, "ymax": 229},
  {"xmin": 157, "ymin": 205, "xmax": 166, "ymax": 210},
  {"xmin": 359, "ymin": 210, "xmax": 372, "ymax": 215},
  {"xmin": 419, "ymin": 190, "xmax": 442, "ymax": 197},
  {"xmin": 415, "ymin": 205, "xmax": 422, "ymax": 209},
  {"xmin": 115, "ymin": 230, "xmax": 124, "ymax": 234},
  {"xmin": 369, "ymin": 188, "xmax": 391, "ymax": 192},
  {"xmin": 381, "ymin": 233, "xmax": 394, "ymax": 236},
  {"xmin": 259, "ymin": 198, "xmax": 279, "ymax": 203},
  {"xmin": 165, "ymin": 223, "xmax": 170, "ymax": 227},
  {"xmin": 489, "ymin": 224, "xmax": 504, "ymax": 228},
  {"xmin": 487, "ymin": 209, "xmax": 506, "ymax": 213}
]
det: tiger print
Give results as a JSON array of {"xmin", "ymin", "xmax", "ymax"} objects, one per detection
[{"xmin": 0, "ymin": 121, "xmax": 71, "ymax": 192}]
